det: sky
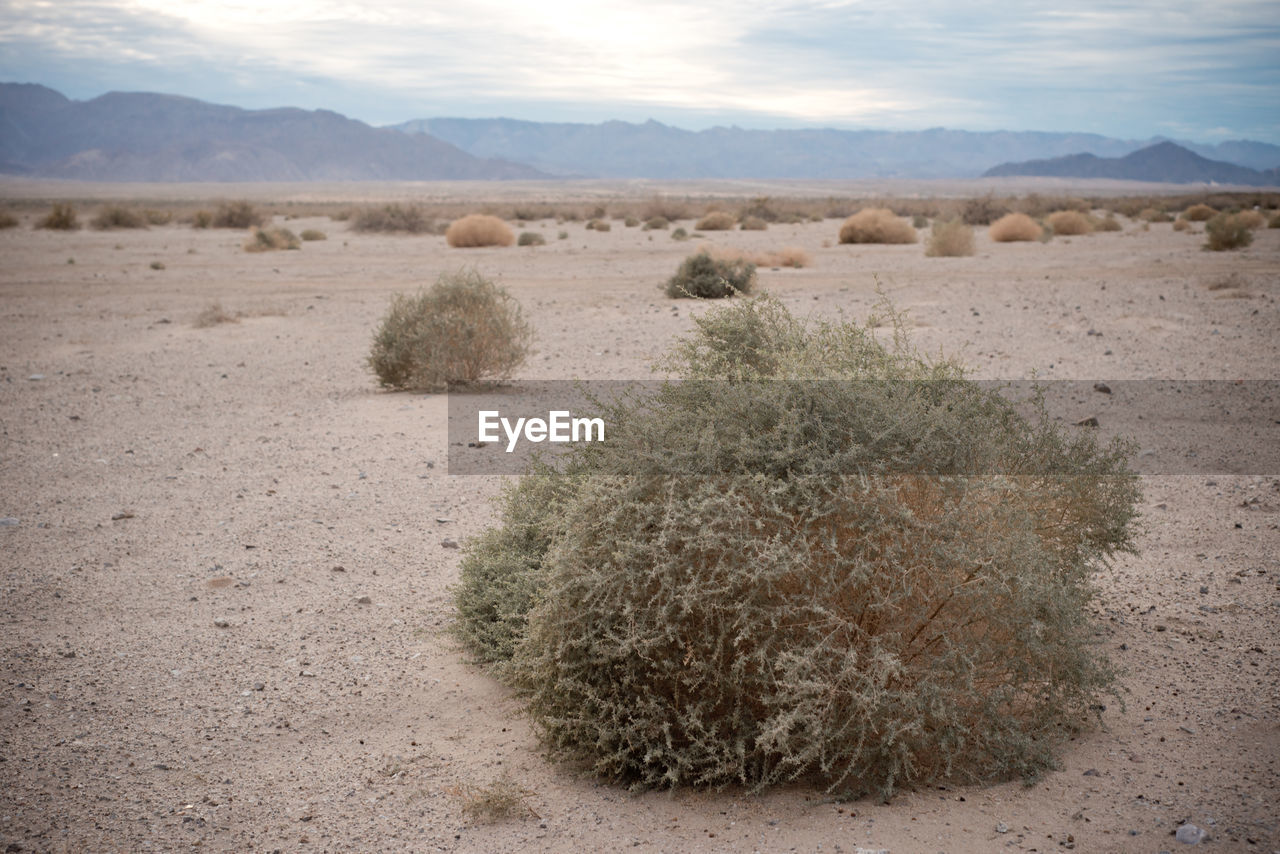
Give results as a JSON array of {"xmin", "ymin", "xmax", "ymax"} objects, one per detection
[{"xmin": 1, "ymin": 0, "xmax": 1278, "ymax": 143}]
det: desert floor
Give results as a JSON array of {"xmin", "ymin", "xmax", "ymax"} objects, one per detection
[{"xmin": 1, "ymin": 184, "xmax": 1277, "ymax": 853}]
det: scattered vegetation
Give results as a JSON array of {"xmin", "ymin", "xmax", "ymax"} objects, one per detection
[
  {"xmin": 193, "ymin": 302, "xmax": 239, "ymax": 328},
  {"xmin": 739, "ymin": 215, "xmax": 768, "ymax": 231},
  {"xmin": 37, "ymin": 203, "xmax": 80, "ymax": 230},
  {"xmin": 245, "ymin": 227, "xmax": 301, "ymax": 252},
  {"xmin": 1181, "ymin": 204, "xmax": 1217, "ymax": 222},
  {"xmin": 517, "ymin": 231, "xmax": 546, "ymax": 247},
  {"xmin": 695, "ymin": 211, "xmax": 737, "ymax": 231},
  {"xmin": 212, "ymin": 200, "xmax": 265, "ymax": 229},
  {"xmin": 445, "ymin": 214, "xmax": 515, "ymax": 248},
  {"xmin": 988, "ymin": 212, "xmax": 1043, "ymax": 243},
  {"xmin": 664, "ymin": 250, "xmax": 756, "ymax": 298},
  {"xmin": 367, "ymin": 268, "xmax": 532, "ymax": 391},
  {"xmin": 91, "ymin": 205, "xmax": 148, "ymax": 230},
  {"xmin": 642, "ymin": 197, "xmax": 689, "ymax": 222},
  {"xmin": 585, "ymin": 219, "xmax": 611, "ymax": 232},
  {"xmin": 642, "ymin": 216, "xmax": 670, "ymax": 231},
  {"xmin": 351, "ymin": 204, "xmax": 436, "ymax": 234},
  {"xmin": 1203, "ymin": 212, "xmax": 1254, "ymax": 251},
  {"xmin": 838, "ymin": 208, "xmax": 918, "ymax": 244},
  {"xmin": 924, "ymin": 218, "xmax": 975, "ymax": 257},
  {"xmin": 1138, "ymin": 207, "xmax": 1171, "ymax": 223},
  {"xmin": 300, "ymin": 229, "xmax": 327, "ymax": 241},
  {"xmin": 1045, "ymin": 210, "xmax": 1093, "ymax": 236},
  {"xmin": 960, "ymin": 194, "xmax": 1009, "ymax": 226}
]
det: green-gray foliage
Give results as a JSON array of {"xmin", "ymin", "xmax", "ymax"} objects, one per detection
[
  {"xmin": 665, "ymin": 251, "xmax": 756, "ymax": 299},
  {"xmin": 1203, "ymin": 212, "xmax": 1254, "ymax": 251},
  {"xmin": 454, "ymin": 295, "xmax": 1140, "ymax": 798}
]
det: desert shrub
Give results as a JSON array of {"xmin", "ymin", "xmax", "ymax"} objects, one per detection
[
  {"xmin": 1203, "ymin": 213, "xmax": 1254, "ymax": 251},
  {"xmin": 1172, "ymin": 218, "xmax": 1192, "ymax": 232},
  {"xmin": 1093, "ymin": 214, "xmax": 1122, "ymax": 232},
  {"xmin": 671, "ymin": 227, "xmax": 689, "ymax": 241},
  {"xmin": 191, "ymin": 210, "xmax": 213, "ymax": 229},
  {"xmin": 665, "ymin": 251, "xmax": 755, "ymax": 298},
  {"xmin": 624, "ymin": 216, "xmax": 640, "ymax": 228},
  {"xmin": 1045, "ymin": 210, "xmax": 1093, "ymax": 236},
  {"xmin": 144, "ymin": 209, "xmax": 173, "ymax": 225},
  {"xmin": 1233, "ymin": 209, "xmax": 1266, "ymax": 230},
  {"xmin": 1138, "ymin": 207, "xmax": 1171, "ymax": 223},
  {"xmin": 517, "ymin": 231, "xmax": 546, "ymax": 246},
  {"xmin": 988, "ymin": 212, "xmax": 1043, "ymax": 242},
  {"xmin": 696, "ymin": 211, "xmax": 737, "ymax": 231},
  {"xmin": 193, "ymin": 302, "xmax": 239, "ymax": 328},
  {"xmin": 37, "ymin": 203, "xmax": 80, "ymax": 230},
  {"xmin": 1269, "ymin": 213, "xmax": 1280, "ymax": 229},
  {"xmin": 642, "ymin": 197, "xmax": 689, "ymax": 222},
  {"xmin": 351, "ymin": 203, "xmax": 434, "ymax": 234},
  {"xmin": 446, "ymin": 214, "xmax": 515, "ymax": 248},
  {"xmin": 643, "ymin": 216, "xmax": 669, "ymax": 231},
  {"xmin": 960, "ymin": 194, "xmax": 1009, "ymax": 225},
  {"xmin": 924, "ymin": 218, "xmax": 975, "ymax": 257},
  {"xmin": 739, "ymin": 197, "xmax": 779, "ymax": 222},
  {"xmin": 367, "ymin": 268, "xmax": 532, "ymax": 390},
  {"xmin": 911, "ymin": 214, "xmax": 928, "ymax": 229},
  {"xmin": 1181, "ymin": 203, "xmax": 1217, "ymax": 222},
  {"xmin": 739, "ymin": 215, "xmax": 768, "ymax": 231},
  {"xmin": 300, "ymin": 229, "xmax": 327, "ymax": 241},
  {"xmin": 456, "ymin": 295, "xmax": 1139, "ymax": 797},
  {"xmin": 585, "ymin": 219, "xmax": 611, "ymax": 232},
  {"xmin": 451, "ymin": 777, "xmax": 539, "ymax": 823},
  {"xmin": 212, "ymin": 200, "xmax": 264, "ymax": 229},
  {"xmin": 0, "ymin": 212, "xmax": 19, "ymax": 229},
  {"xmin": 557, "ymin": 230, "xmax": 569, "ymax": 240},
  {"xmin": 244, "ymin": 227, "xmax": 300, "ymax": 252},
  {"xmin": 91, "ymin": 205, "xmax": 147, "ymax": 230},
  {"xmin": 838, "ymin": 208, "xmax": 917, "ymax": 244}
]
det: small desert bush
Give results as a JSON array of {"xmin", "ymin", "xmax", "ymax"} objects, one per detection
[
  {"xmin": 1203, "ymin": 213, "xmax": 1254, "ymax": 251},
  {"xmin": 1045, "ymin": 210, "xmax": 1093, "ymax": 236},
  {"xmin": 665, "ymin": 251, "xmax": 755, "ymax": 298},
  {"xmin": 367, "ymin": 268, "xmax": 532, "ymax": 390},
  {"xmin": 92, "ymin": 205, "xmax": 147, "ymax": 230},
  {"xmin": 193, "ymin": 302, "xmax": 239, "ymax": 328},
  {"xmin": 671, "ymin": 227, "xmax": 689, "ymax": 241},
  {"xmin": 446, "ymin": 214, "xmax": 515, "ymax": 248},
  {"xmin": 0, "ymin": 212, "xmax": 18, "ymax": 229},
  {"xmin": 212, "ymin": 200, "xmax": 264, "ymax": 229},
  {"xmin": 351, "ymin": 203, "xmax": 434, "ymax": 234},
  {"xmin": 838, "ymin": 208, "xmax": 918, "ymax": 244},
  {"xmin": 244, "ymin": 227, "xmax": 300, "ymax": 252},
  {"xmin": 1181, "ymin": 203, "xmax": 1217, "ymax": 222},
  {"xmin": 585, "ymin": 219, "xmax": 611, "ymax": 232},
  {"xmin": 451, "ymin": 777, "xmax": 539, "ymax": 823},
  {"xmin": 1093, "ymin": 214, "xmax": 1122, "ymax": 232},
  {"xmin": 988, "ymin": 212, "xmax": 1043, "ymax": 242},
  {"xmin": 643, "ymin": 216, "xmax": 669, "ymax": 231},
  {"xmin": 1172, "ymin": 218, "xmax": 1192, "ymax": 232},
  {"xmin": 739, "ymin": 215, "xmax": 768, "ymax": 231},
  {"xmin": 695, "ymin": 211, "xmax": 737, "ymax": 231},
  {"xmin": 456, "ymin": 295, "xmax": 1140, "ymax": 797},
  {"xmin": 517, "ymin": 231, "xmax": 546, "ymax": 247},
  {"xmin": 1138, "ymin": 207, "xmax": 1171, "ymax": 223},
  {"xmin": 624, "ymin": 216, "xmax": 640, "ymax": 228},
  {"xmin": 300, "ymin": 229, "xmax": 327, "ymax": 241},
  {"xmin": 191, "ymin": 210, "xmax": 213, "ymax": 229},
  {"xmin": 144, "ymin": 209, "xmax": 173, "ymax": 226},
  {"xmin": 37, "ymin": 203, "xmax": 80, "ymax": 230},
  {"xmin": 1233, "ymin": 209, "xmax": 1266, "ymax": 230},
  {"xmin": 960, "ymin": 194, "xmax": 1009, "ymax": 225},
  {"xmin": 924, "ymin": 218, "xmax": 975, "ymax": 257}
]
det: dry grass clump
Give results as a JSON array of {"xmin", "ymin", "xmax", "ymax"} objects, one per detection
[
  {"xmin": 1181, "ymin": 203, "xmax": 1217, "ymax": 222},
  {"xmin": 445, "ymin": 214, "xmax": 515, "ymax": 248},
  {"xmin": 244, "ymin": 227, "xmax": 300, "ymax": 252},
  {"xmin": 91, "ymin": 205, "xmax": 147, "ymax": 230},
  {"xmin": 838, "ymin": 208, "xmax": 918, "ymax": 244},
  {"xmin": 1172, "ymin": 218, "xmax": 1192, "ymax": 232},
  {"xmin": 351, "ymin": 203, "xmax": 435, "ymax": 234},
  {"xmin": 988, "ymin": 212, "xmax": 1043, "ymax": 242},
  {"xmin": 924, "ymin": 218, "xmax": 975, "ymax": 257},
  {"xmin": 1093, "ymin": 214, "xmax": 1123, "ymax": 232},
  {"xmin": 1203, "ymin": 212, "xmax": 1254, "ymax": 251},
  {"xmin": 193, "ymin": 302, "xmax": 240, "ymax": 328},
  {"xmin": 37, "ymin": 203, "xmax": 80, "ymax": 230},
  {"xmin": 665, "ymin": 251, "xmax": 755, "ymax": 298},
  {"xmin": 0, "ymin": 212, "xmax": 19, "ymax": 229},
  {"xmin": 212, "ymin": 200, "xmax": 264, "ymax": 229},
  {"xmin": 450, "ymin": 778, "xmax": 539, "ymax": 823},
  {"xmin": 1045, "ymin": 210, "xmax": 1093, "ymax": 236},
  {"xmin": 517, "ymin": 231, "xmax": 546, "ymax": 246},
  {"xmin": 1232, "ymin": 209, "xmax": 1266, "ymax": 230},
  {"xmin": 299, "ymin": 229, "xmax": 327, "ymax": 241},
  {"xmin": 695, "ymin": 211, "xmax": 737, "ymax": 231},
  {"xmin": 456, "ymin": 295, "xmax": 1139, "ymax": 797},
  {"xmin": 368, "ymin": 268, "xmax": 532, "ymax": 390},
  {"xmin": 739, "ymin": 215, "xmax": 768, "ymax": 231},
  {"xmin": 642, "ymin": 216, "xmax": 669, "ymax": 231}
]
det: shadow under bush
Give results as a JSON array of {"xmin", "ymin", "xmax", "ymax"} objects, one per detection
[{"xmin": 454, "ymin": 296, "xmax": 1140, "ymax": 798}]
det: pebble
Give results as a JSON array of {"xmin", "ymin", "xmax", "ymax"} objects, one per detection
[
  {"xmin": 355, "ymin": 595, "xmax": 373, "ymax": 605},
  {"xmin": 1175, "ymin": 823, "xmax": 1206, "ymax": 844},
  {"xmin": 1093, "ymin": 382, "xmax": 1111, "ymax": 394},
  {"xmin": 442, "ymin": 538, "xmax": 459, "ymax": 549},
  {"xmin": 0, "ymin": 517, "xmax": 19, "ymax": 527},
  {"xmin": 1075, "ymin": 416, "xmax": 1100, "ymax": 427},
  {"xmin": 213, "ymin": 619, "xmax": 230, "ymax": 628}
]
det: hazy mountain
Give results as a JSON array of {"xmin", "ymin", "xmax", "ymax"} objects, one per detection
[
  {"xmin": 393, "ymin": 117, "xmax": 1280, "ymax": 180},
  {"xmin": 0, "ymin": 83, "xmax": 544, "ymax": 181},
  {"xmin": 983, "ymin": 141, "xmax": 1279, "ymax": 186}
]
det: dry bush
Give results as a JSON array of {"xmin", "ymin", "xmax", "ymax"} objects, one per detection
[
  {"xmin": 1045, "ymin": 210, "xmax": 1093, "ymax": 236},
  {"xmin": 924, "ymin": 218, "xmax": 975, "ymax": 257},
  {"xmin": 144, "ymin": 209, "xmax": 173, "ymax": 226},
  {"xmin": 368, "ymin": 268, "xmax": 532, "ymax": 390},
  {"xmin": 642, "ymin": 197, "xmax": 689, "ymax": 222},
  {"xmin": 960, "ymin": 194, "xmax": 1009, "ymax": 225},
  {"xmin": 1138, "ymin": 207, "xmax": 1171, "ymax": 223},
  {"xmin": 665, "ymin": 251, "xmax": 755, "ymax": 298},
  {"xmin": 838, "ymin": 208, "xmax": 918, "ymax": 244},
  {"xmin": 1093, "ymin": 214, "xmax": 1122, "ymax": 232},
  {"xmin": 244, "ymin": 227, "xmax": 300, "ymax": 252},
  {"xmin": 1233, "ymin": 210, "xmax": 1266, "ymax": 230},
  {"xmin": 212, "ymin": 200, "xmax": 264, "ymax": 229},
  {"xmin": 624, "ymin": 216, "xmax": 640, "ymax": 228},
  {"xmin": 585, "ymin": 219, "xmax": 611, "ymax": 232},
  {"xmin": 91, "ymin": 205, "xmax": 147, "ymax": 230},
  {"xmin": 193, "ymin": 302, "xmax": 239, "ymax": 328},
  {"xmin": 37, "ymin": 203, "xmax": 80, "ymax": 230},
  {"xmin": 446, "ymin": 214, "xmax": 515, "ymax": 248},
  {"xmin": 451, "ymin": 778, "xmax": 539, "ymax": 823},
  {"xmin": 1172, "ymin": 218, "xmax": 1192, "ymax": 232},
  {"xmin": 351, "ymin": 204, "xmax": 435, "ymax": 234},
  {"xmin": 695, "ymin": 211, "xmax": 737, "ymax": 231},
  {"xmin": 457, "ymin": 295, "xmax": 1139, "ymax": 797},
  {"xmin": 671, "ymin": 227, "xmax": 689, "ymax": 241},
  {"xmin": 642, "ymin": 216, "xmax": 669, "ymax": 231},
  {"xmin": 988, "ymin": 212, "xmax": 1043, "ymax": 242},
  {"xmin": 0, "ymin": 212, "xmax": 19, "ymax": 229},
  {"xmin": 300, "ymin": 229, "xmax": 327, "ymax": 241},
  {"xmin": 739, "ymin": 215, "xmax": 768, "ymax": 231},
  {"xmin": 517, "ymin": 231, "xmax": 545, "ymax": 246},
  {"xmin": 1181, "ymin": 203, "xmax": 1217, "ymax": 222},
  {"xmin": 1204, "ymin": 213, "xmax": 1254, "ymax": 251},
  {"xmin": 739, "ymin": 196, "xmax": 779, "ymax": 222},
  {"xmin": 191, "ymin": 210, "xmax": 213, "ymax": 229}
]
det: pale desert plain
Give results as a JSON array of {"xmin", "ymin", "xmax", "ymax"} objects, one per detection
[{"xmin": 0, "ymin": 178, "xmax": 1277, "ymax": 854}]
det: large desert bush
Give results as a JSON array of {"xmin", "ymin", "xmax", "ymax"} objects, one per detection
[
  {"xmin": 1181, "ymin": 203, "xmax": 1217, "ymax": 222},
  {"xmin": 838, "ymin": 208, "xmax": 917, "ymax": 244},
  {"xmin": 455, "ymin": 295, "xmax": 1139, "ymax": 797},
  {"xmin": 368, "ymin": 268, "xmax": 532, "ymax": 390},
  {"xmin": 91, "ymin": 205, "xmax": 147, "ymax": 230},
  {"xmin": 446, "ymin": 214, "xmax": 515, "ymax": 248},
  {"xmin": 1203, "ymin": 213, "xmax": 1254, "ymax": 251},
  {"xmin": 988, "ymin": 212, "xmax": 1043, "ymax": 242},
  {"xmin": 37, "ymin": 203, "xmax": 80, "ymax": 230},
  {"xmin": 1045, "ymin": 210, "xmax": 1092, "ymax": 236},
  {"xmin": 351, "ymin": 203, "xmax": 435, "ymax": 234},
  {"xmin": 664, "ymin": 251, "xmax": 755, "ymax": 298},
  {"xmin": 924, "ymin": 218, "xmax": 975, "ymax": 257},
  {"xmin": 695, "ymin": 211, "xmax": 737, "ymax": 231},
  {"xmin": 212, "ymin": 200, "xmax": 264, "ymax": 229}
]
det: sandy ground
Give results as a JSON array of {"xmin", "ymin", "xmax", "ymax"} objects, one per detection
[{"xmin": 1, "ymin": 187, "xmax": 1277, "ymax": 853}]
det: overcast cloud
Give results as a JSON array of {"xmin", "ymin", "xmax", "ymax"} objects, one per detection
[{"xmin": 1, "ymin": 0, "xmax": 1276, "ymax": 142}]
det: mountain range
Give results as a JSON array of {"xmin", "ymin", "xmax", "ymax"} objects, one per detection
[{"xmin": 2, "ymin": 82, "xmax": 1277, "ymax": 184}]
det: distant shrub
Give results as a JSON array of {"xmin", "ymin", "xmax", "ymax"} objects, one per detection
[
  {"xmin": 671, "ymin": 227, "xmax": 689, "ymax": 241},
  {"xmin": 739, "ymin": 197, "xmax": 779, "ymax": 222},
  {"xmin": 1182, "ymin": 204, "xmax": 1217, "ymax": 222},
  {"xmin": 557, "ymin": 230, "xmax": 569, "ymax": 240},
  {"xmin": 0, "ymin": 212, "xmax": 18, "ymax": 229},
  {"xmin": 777, "ymin": 212, "xmax": 806, "ymax": 224},
  {"xmin": 624, "ymin": 216, "xmax": 640, "ymax": 228},
  {"xmin": 149, "ymin": 260, "xmax": 165, "ymax": 270},
  {"xmin": 517, "ymin": 231, "xmax": 546, "ymax": 246},
  {"xmin": 192, "ymin": 210, "xmax": 213, "ymax": 229},
  {"xmin": 1138, "ymin": 207, "xmax": 1171, "ymax": 223},
  {"xmin": 642, "ymin": 197, "xmax": 689, "ymax": 222},
  {"xmin": 300, "ymin": 229, "xmax": 327, "ymax": 241},
  {"xmin": 1045, "ymin": 210, "xmax": 1092, "ymax": 236},
  {"xmin": 713, "ymin": 246, "xmax": 811, "ymax": 269},
  {"xmin": 368, "ymin": 268, "xmax": 532, "ymax": 391},
  {"xmin": 1172, "ymin": 218, "xmax": 1192, "ymax": 232},
  {"xmin": 212, "ymin": 200, "xmax": 265, "ymax": 229},
  {"xmin": 37, "ymin": 203, "xmax": 80, "ymax": 230},
  {"xmin": 446, "ymin": 214, "xmax": 515, "ymax": 248},
  {"xmin": 144, "ymin": 209, "xmax": 173, "ymax": 225},
  {"xmin": 988, "ymin": 213, "xmax": 1043, "ymax": 243},
  {"xmin": 739, "ymin": 215, "xmax": 768, "ymax": 231},
  {"xmin": 838, "ymin": 208, "xmax": 917, "ymax": 244},
  {"xmin": 960, "ymin": 194, "xmax": 1009, "ymax": 225},
  {"xmin": 1203, "ymin": 213, "xmax": 1254, "ymax": 251},
  {"xmin": 925, "ymin": 218, "xmax": 975, "ymax": 257},
  {"xmin": 1093, "ymin": 214, "xmax": 1122, "ymax": 232},
  {"xmin": 351, "ymin": 203, "xmax": 434, "ymax": 234},
  {"xmin": 193, "ymin": 302, "xmax": 239, "ymax": 328},
  {"xmin": 696, "ymin": 211, "xmax": 737, "ymax": 231},
  {"xmin": 643, "ymin": 216, "xmax": 670, "ymax": 231},
  {"xmin": 665, "ymin": 251, "xmax": 755, "ymax": 298},
  {"xmin": 585, "ymin": 219, "xmax": 611, "ymax": 232},
  {"xmin": 245, "ymin": 227, "xmax": 300, "ymax": 252},
  {"xmin": 90, "ymin": 206, "xmax": 147, "ymax": 230},
  {"xmin": 1233, "ymin": 209, "xmax": 1266, "ymax": 230}
]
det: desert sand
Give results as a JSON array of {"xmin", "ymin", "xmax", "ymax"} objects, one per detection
[{"xmin": 1, "ymin": 181, "xmax": 1277, "ymax": 853}]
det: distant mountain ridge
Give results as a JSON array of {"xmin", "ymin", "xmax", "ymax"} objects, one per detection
[
  {"xmin": 0, "ymin": 83, "xmax": 543, "ymax": 181},
  {"xmin": 393, "ymin": 116, "xmax": 1280, "ymax": 181},
  {"xmin": 983, "ymin": 141, "xmax": 1280, "ymax": 186}
]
